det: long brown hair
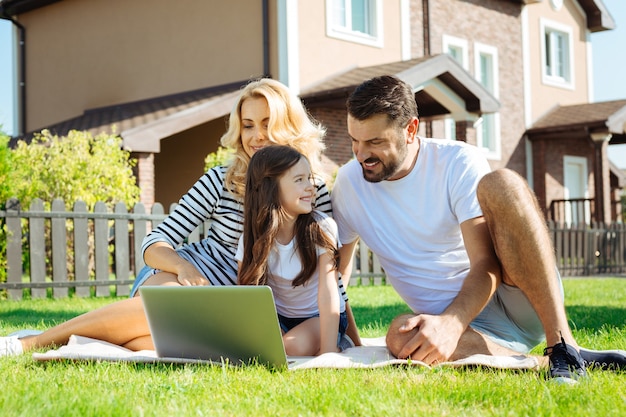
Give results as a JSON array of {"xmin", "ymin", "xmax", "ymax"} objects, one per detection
[{"xmin": 238, "ymin": 145, "xmax": 338, "ymax": 287}]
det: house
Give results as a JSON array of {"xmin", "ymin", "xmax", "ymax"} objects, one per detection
[{"xmin": 1, "ymin": 0, "xmax": 623, "ymax": 223}]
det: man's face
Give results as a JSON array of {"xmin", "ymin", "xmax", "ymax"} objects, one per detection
[{"xmin": 347, "ymin": 114, "xmax": 410, "ymax": 182}]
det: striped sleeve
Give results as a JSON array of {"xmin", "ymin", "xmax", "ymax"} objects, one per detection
[
  {"xmin": 313, "ymin": 175, "xmax": 332, "ymax": 216},
  {"xmin": 141, "ymin": 166, "xmax": 226, "ymax": 258}
]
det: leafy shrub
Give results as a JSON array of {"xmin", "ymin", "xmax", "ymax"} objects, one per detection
[
  {"xmin": 204, "ymin": 146, "xmax": 235, "ymax": 171},
  {"xmin": 0, "ymin": 132, "xmax": 15, "ymax": 282},
  {"xmin": 11, "ymin": 129, "xmax": 139, "ymax": 210}
]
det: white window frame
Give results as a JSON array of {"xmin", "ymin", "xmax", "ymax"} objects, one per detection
[
  {"xmin": 474, "ymin": 42, "xmax": 501, "ymax": 160},
  {"xmin": 540, "ymin": 18, "xmax": 574, "ymax": 89},
  {"xmin": 325, "ymin": 0, "xmax": 383, "ymax": 48},
  {"xmin": 442, "ymin": 35, "xmax": 469, "ymax": 70},
  {"xmin": 563, "ymin": 155, "xmax": 590, "ymax": 226},
  {"xmin": 442, "ymin": 35, "xmax": 468, "ymax": 140}
]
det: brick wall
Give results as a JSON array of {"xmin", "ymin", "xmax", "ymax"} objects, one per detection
[
  {"xmin": 135, "ymin": 152, "xmax": 155, "ymax": 211},
  {"xmin": 311, "ymin": 107, "xmax": 353, "ymax": 167},
  {"xmin": 427, "ymin": 0, "xmax": 526, "ymax": 174}
]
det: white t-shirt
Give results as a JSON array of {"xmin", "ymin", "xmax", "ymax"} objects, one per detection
[
  {"xmin": 236, "ymin": 210, "xmax": 345, "ymax": 318},
  {"xmin": 332, "ymin": 138, "xmax": 491, "ymax": 315}
]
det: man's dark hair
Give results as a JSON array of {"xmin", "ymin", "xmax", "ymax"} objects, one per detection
[{"xmin": 346, "ymin": 75, "xmax": 419, "ymax": 128}]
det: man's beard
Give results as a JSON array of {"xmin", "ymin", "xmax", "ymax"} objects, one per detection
[{"xmin": 361, "ymin": 146, "xmax": 408, "ymax": 183}]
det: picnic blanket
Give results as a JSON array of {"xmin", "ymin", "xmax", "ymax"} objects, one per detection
[{"xmin": 32, "ymin": 335, "xmax": 541, "ymax": 371}]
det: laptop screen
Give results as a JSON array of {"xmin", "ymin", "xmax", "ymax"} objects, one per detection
[{"xmin": 139, "ymin": 285, "xmax": 288, "ymax": 368}]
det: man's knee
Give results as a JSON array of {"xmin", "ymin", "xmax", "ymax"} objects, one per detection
[
  {"xmin": 477, "ymin": 169, "xmax": 537, "ymax": 212},
  {"xmin": 478, "ymin": 169, "xmax": 523, "ymax": 198},
  {"xmin": 386, "ymin": 313, "xmax": 417, "ymax": 358}
]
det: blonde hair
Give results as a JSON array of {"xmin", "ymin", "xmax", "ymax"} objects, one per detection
[{"xmin": 220, "ymin": 78, "xmax": 326, "ymax": 198}]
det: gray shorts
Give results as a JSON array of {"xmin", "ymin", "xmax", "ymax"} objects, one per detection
[{"xmin": 470, "ymin": 269, "xmax": 564, "ymax": 353}]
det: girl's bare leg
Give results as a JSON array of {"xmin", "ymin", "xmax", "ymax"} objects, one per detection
[{"xmin": 283, "ymin": 318, "xmax": 321, "ymax": 356}]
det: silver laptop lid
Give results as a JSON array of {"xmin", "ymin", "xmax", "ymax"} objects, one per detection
[{"xmin": 139, "ymin": 285, "xmax": 288, "ymax": 368}]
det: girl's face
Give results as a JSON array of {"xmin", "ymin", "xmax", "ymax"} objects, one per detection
[
  {"xmin": 278, "ymin": 157, "xmax": 315, "ymax": 218},
  {"xmin": 240, "ymin": 97, "xmax": 270, "ymax": 158}
]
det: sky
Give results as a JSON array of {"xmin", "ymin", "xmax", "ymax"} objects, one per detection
[{"xmin": 1, "ymin": 1, "xmax": 625, "ymax": 166}]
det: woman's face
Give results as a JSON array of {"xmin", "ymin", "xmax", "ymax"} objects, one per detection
[{"xmin": 240, "ymin": 96, "xmax": 270, "ymax": 158}]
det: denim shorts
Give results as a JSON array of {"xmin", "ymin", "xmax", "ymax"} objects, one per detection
[
  {"xmin": 278, "ymin": 311, "xmax": 348, "ymax": 346},
  {"xmin": 129, "ymin": 265, "xmax": 157, "ymax": 297},
  {"xmin": 470, "ymin": 268, "xmax": 564, "ymax": 353}
]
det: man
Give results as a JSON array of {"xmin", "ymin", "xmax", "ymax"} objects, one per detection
[{"xmin": 332, "ymin": 75, "xmax": 625, "ymax": 383}]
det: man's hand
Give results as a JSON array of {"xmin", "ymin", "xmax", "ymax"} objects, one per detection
[{"xmin": 387, "ymin": 313, "xmax": 465, "ymax": 365}]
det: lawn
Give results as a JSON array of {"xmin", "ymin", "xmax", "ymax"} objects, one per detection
[{"xmin": 1, "ymin": 278, "xmax": 625, "ymax": 416}]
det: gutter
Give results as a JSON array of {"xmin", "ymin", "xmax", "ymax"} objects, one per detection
[
  {"xmin": 0, "ymin": 10, "xmax": 25, "ymax": 136},
  {"xmin": 262, "ymin": 0, "xmax": 270, "ymax": 77}
]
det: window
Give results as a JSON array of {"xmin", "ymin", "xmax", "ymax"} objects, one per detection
[
  {"xmin": 541, "ymin": 19, "xmax": 574, "ymax": 88},
  {"xmin": 474, "ymin": 43, "xmax": 500, "ymax": 159},
  {"xmin": 443, "ymin": 35, "xmax": 468, "ymax": 140},
  {"xmin": 442, "ymin": 35, "xmax": 468, "ymax": 70},
  {"xmin": 326, "ymin": 0, "xmax": 383, "ymax": 47}
]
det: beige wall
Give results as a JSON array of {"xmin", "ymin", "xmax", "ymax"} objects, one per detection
[
  {"xmin": 297, "ymin": 1, "xmax": 404, "ymax": 90},
  {"xmin": 18, "ymin": 0, "xmax": 264, "ymax": 131},
  {"xmin": 525, "ymin": 0, "xmax": 591, "ymax": 122}
]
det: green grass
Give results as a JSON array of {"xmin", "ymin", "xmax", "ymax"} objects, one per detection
[{"xmin": 1, "ymin": 278, "xmax": 625, "ymax": 416}]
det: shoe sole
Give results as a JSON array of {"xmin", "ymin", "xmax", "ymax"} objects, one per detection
[
  {"xmin": 551, "ymin": 376, "xmax": 579, "ymax": 385},
  {"xmin": 579, "ymin": 348, "xmax": 626, "ymax": 370}
]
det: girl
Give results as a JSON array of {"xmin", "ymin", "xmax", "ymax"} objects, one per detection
[
  {"xmin": 2, "ymin": 78, "xmax": 359, "ymax": 357},
  {"xmin": 237, "ymin": 145, "xmax": 348, "ymax": 356}
]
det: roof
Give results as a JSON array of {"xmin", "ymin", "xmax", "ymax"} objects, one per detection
[
  {"xmin": 301, "ymin": 54, "xmax": 500, "ymax": 120},
  {"xmin": 10, "ymin": 81, "xmax": 245, "ymax": 152},
  {"xmin": 2, "ymin": 1, "xmax": 614, "ymax": 32},
  {"xmin": 0, "ymin": 0, "xmax": 60, "ymax": 17},
  {"xmin": 12, "ymin": 54, "xmax": 501, "ymax": 153},
  {"xmin": 516, "ymin": 0, "xmax": 615, "ymax": 32},
  {"xmin": 571, "ymin": 0, "xmax": 616, "ymax": 32},
  {"xmin": 527, "ymin": 100, "xmax": 626, "ymax": 145}
]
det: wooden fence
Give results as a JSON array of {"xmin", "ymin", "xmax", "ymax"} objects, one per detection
[
  {"xmin": 1, "ymin": 199, "xmax": 624, "ymax": 300},
  {"xmin": 549, "ymin": 220, "xmax": 626, "ymax": 277}
]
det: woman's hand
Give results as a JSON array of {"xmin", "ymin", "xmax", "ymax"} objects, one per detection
[{"xmin": 175, "ymin": 263, "xmax": 210, "ymax": 286}]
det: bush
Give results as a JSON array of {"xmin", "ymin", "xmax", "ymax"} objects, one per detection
[
  {"xmin": 204, "ymin": 146, "xmax": 235, "ymax": 171},
  {"xmin": 11, "ymin": 129, "xmax": 139, "ymax": 210},
  {"xmin": 0, "ymin": 132, "xmax": 15, "ymax": 282}
]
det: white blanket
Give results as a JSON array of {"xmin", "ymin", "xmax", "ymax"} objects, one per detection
[{"xmin": 32, "ymin": 335, "xmax": 540, "ymax": 371}]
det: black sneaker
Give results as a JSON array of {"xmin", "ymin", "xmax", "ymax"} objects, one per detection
[
  {"xmin": 579, "ymin": 348, "xmax": 626, "ymax": 370},
  {"xmin": 543, "ymin": 335, "xmax": 587, "ymax": 384}
]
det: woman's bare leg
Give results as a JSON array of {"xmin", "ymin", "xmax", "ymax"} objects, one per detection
[{"xmin": 18, "ymin": 271, "xmax": 181, "ymax": 352}]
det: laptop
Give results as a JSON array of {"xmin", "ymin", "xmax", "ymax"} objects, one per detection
[{"xmin": 139, "ymin": 285, "xmax": 289, "ymax": 368}]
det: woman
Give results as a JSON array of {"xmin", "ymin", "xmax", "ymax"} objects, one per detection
[
  {"xmin": 1, "ymin": 78, "xmax": 360, "ymax": 357},
  {"xmin": 130, "ymin": 78, "xmax": 331, "ymax": 293}
]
